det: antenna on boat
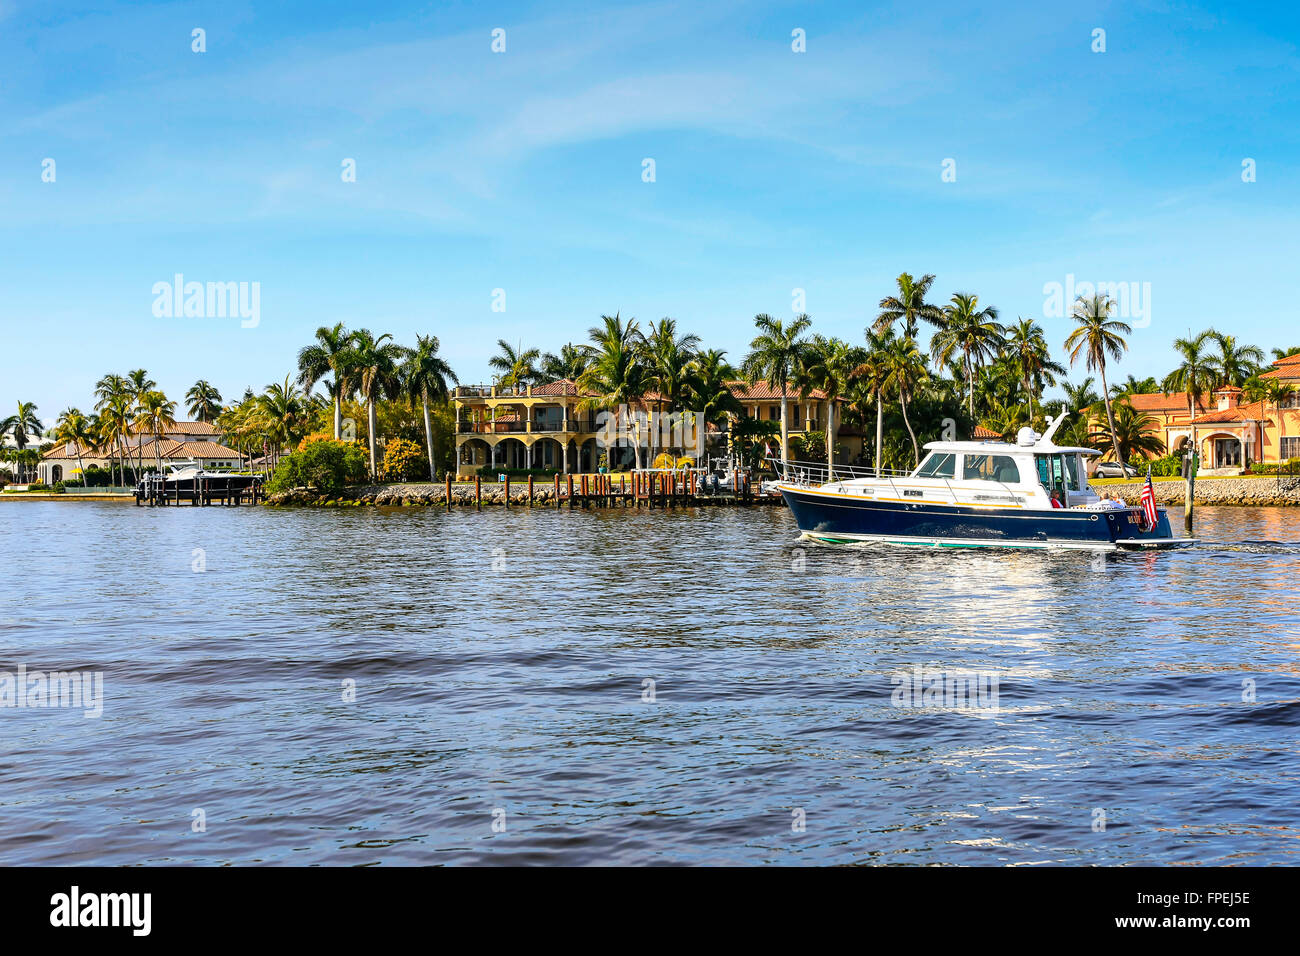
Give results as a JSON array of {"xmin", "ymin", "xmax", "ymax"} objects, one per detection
[{"xmin": 1038, "ymin": 410, "xmax": 1069, "ymax": 445}]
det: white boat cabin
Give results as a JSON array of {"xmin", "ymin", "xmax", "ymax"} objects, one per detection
[{"xmin": 810, "ymin": 418, "xmax": 1113, "ymax": 512}]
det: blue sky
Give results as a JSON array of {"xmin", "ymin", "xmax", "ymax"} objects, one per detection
[{"xmin": 2, "ymin": 0, "xmax": 1298, "ymax": 420}]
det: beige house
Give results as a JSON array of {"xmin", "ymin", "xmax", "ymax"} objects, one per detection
[
  {"xmin": 38, "ymin": 421, "xmax": 242, "ymax": 485},
  {"xmin": 1097, "ymin": 351, "xmax": 1300, "ymax": 474},
  {"xmin": 451, "ymin": 378, "xmax": 860, "ymax": 476}
]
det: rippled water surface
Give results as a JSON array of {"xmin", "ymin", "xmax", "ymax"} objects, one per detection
[{"xmin": 2, "ymin": 499, "xmax": 1299, "ymax": 865}]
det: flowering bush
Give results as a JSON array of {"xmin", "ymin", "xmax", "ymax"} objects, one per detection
[
  {"xmin": 380, "ymin": 437, "xmax": 429, "ymax": 482},
  {"xmin": 268, "ymin": 439, "xmax": 368, "ymax": 495}
]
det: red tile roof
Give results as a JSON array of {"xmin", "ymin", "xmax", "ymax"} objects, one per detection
[
  {"xmin": 1189, "ymin": 400, "xmax": 1272, "ymax": 425},
  {"xmin": 972, "ymin": 424, "xmax": 1001, "ymax": 439},
  {"xmin": 1259, "ymin": 352, "xmax": 1300, "ymax": 380},
  {"xmin": 727, "ymin": 380, "xmax": 829, "ymax": 401},
  {"xmin": 1124, "ymin": 392, "xmax": 1207, "ymax": 415}
]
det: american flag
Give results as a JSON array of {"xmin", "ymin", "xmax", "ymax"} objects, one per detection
[{"xmin": 1140, "ymin": 467, "xmax": 1158, "ymax": 531}]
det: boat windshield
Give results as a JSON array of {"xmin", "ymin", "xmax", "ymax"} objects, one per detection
[
  {"xmin": 963, "ymin": 454, "xmax": 1021, "ymax": 483},
  {"xmin": 914, "ymin": 452, "xmax": 957, "ymax": 479},
  {"xmin": 1035, "ymin": 454, "xmax": 1082, "ymax": 493}
]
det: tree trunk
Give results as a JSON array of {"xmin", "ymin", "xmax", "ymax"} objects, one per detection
[
  {"xmin": 779, "ymin": 385, "xmax": 789, "ymax": 476},
  {"xmin": 367, "ymin": 398, "xmax": 378, "ymax": 478},
  {"xmin": 422, "ymin": 392, "xmax": 436, "ymax": 480},
  {"xmin": 966, "ymin": 348, "xmax": 974, "ymax": 422},
  {"xmin": 901, "ymin": 391, "xmax": 920, "ymax": 466},
  {"xmin": 1099, "ymin": 363, "xmax": 1123, "ymax": 466},
  {"xmin": 875, "ymin": 389, "xmax": 884, "ymax": 477},
  {"xmin": 826, "ymin": 399, "xmax": 835, "ymax": 481},
  {"xmin": 334, "ymin": 394, "xmax": 343, "ymax": 441}
]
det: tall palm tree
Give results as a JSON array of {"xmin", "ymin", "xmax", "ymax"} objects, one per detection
[
  {"xmin": 489, "ymin": 340, "xmax": 542, "ymax": 390},
  {"xmin": 0, "ymin": 401, "xmax": 43, "ymax": 481},
  {"xmin": 880, "ymin": 334, "xmax": 929, "ymax": 466},
  {"xmin": 1006, "ymin": 317, "xmax": 1066, "ymax": 420},
  {"xmin": 794, "ymin": 335, "xmax": 863, "ymax": 479},
  {"xmin": 739, "ymin": 313, "xmax": 812, "ymax": 467},
  {"xmin": 850, "ymin": 329, "xmax": 894, "ymax": 476},
  {"xmin": 642, "ymin": 318, "xmax": 700, "ymax": 460},
  {"xmin": 185, "ymin": 380, "xmax": 223, "ymax": 423},
  {"xmin": 873, "ymin": 272, "xmax": 943, "ymax": 338},
  {"xmin": 52, "ymin": 408, "xmax": 95, "ymax": 484},
  {"xmin": 1209, "ymin": 331, "xmax": 1265, "ymax": 388},
  {"xmin": 685, "ymin": 349, "xmax": 743, "ymax": 453},
  {"xmin": 257, "ymin": 376, "xmax": 307, "ymax": 471},
  {"xmin": 577, "ymin": 313, "xmax": 648, "ymax": 470},
  {"xmin": 93, "ymin": 374, "xmax": 131, "ymax": 484},
  {"xmin": 1270, "ymin": 346, "xmax": 1300, "ymax": 362},
  {"xmin": 341, "ymin": 330, "xmax": 408, "ymax": 478},
  {"xmin": 1162, "ymin": 330, "xmax": 1217, "ymax": 419},
  {"xmin": 134, "ymin": 390, "xmax": 177, "ymax": 476},
  {"xmin": 1244, "ymin": 377, "xmax": 1297, "ymax": 463},
  {"xmin": 1064, "ymin": 295, "xmax": 1130, "ymax": 465},
  {"xmin": 930, "ymin": 293, "xmax": 1005, "ymax": 421},
  {"xmin": 403, "ymin": 334, "xmax": 458, "ymax": 479},
  {"xmin": 125, "ymin": 369, "xmax": 157, "ymax": 482},
  {"xmin": 297, "ymin": 322, "xmax": 356, "ymax": 440},
  {"xmin": 541, "ymin": 343, "xmax": 596, "ymax": 382}
]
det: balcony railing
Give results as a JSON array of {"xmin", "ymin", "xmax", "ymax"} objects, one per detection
[{"xmin": 456, "ymin": 420, "xmax": 604, "ymax": 435}]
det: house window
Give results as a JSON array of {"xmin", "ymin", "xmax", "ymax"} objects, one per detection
[
  {"xmin": 769, "ymin": 405, "xmax": 780, "ymax": 421},
  {"xmin": 1281, "ymin": 437, "xmax": 1300, "ymax": 459},
  {"xmin": 1282, "ymin": 392, "xmax": 1300, "ymax": 409}
]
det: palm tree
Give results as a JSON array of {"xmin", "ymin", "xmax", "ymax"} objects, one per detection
[
  {"xmin": 297, "ymin": 322, "xmax": 356, "ymax": 440},
  {"xmin": 1089, "ymin": 399, "xmax": 1166, "ymax": 463},
  {"xmin": 1006, "ymin": 317, "xmax": 1066, "ymax": 420},
  {"xmin": 739, "ymin": 313, "xmax": 812, "ymax": 468},
  {"xmin": 403, "ymin": 334, "xmax": 459, "ymax": 479},
  {"xmin": 577, "ymin": 313, "xmax": 648, "ymax": 470},
  {"xmin": 1110, "ymin": 374, "xmax": 1160, "ymax": 398},
  {"xmin": 340, "ymin": 330, "xmax": 408, "ymax": 478},
  {"xmin": 931, "ymin": 293, "xmax": 1005, "ymax": 421},
  {"xmin": 1244, "ymin": 376, "xmax": 1297, "ymax": 463},
  {"xmin": 489, "ymin": 340, "xmax": 542, "ymax": 390},
  {"xmin": 1209, "ymin": 331, "xmax": 1265, "ymax": 388},
  {"xmin": 0, "ymin": 401, "xmax": 44, "ymax": 481},
  {"xmin": 93, "ymin": 374, "xmax": 132, "ymax": 484},
  {"xmin": 134, "ymin": 390, "xmax": 177, "ymax": 476},
  {"xmin": 873, "ymin": 272, "xmax": 943, "ymax": 338},
  {"xmin": 257, "ymin": 376, "xmax": 307, "ymax": 471},
  {"xmin": 125, "ymin": 369, "xmax": 157, "ymax": 482},
  {"xmin": 1270, "ymin": 346, "xmax": 1300, "ymax": 362},
  {"xmin": 541, "ymin": 343, "xmax": 596, "ymax": 382},
  {"xmin": 1064, "ymin": 295, "xmax": 1130, "ymax": 465},
  {"xmin": 52, "ymin": 408, "xmax": 95, "ymax": 484},
  {"xmin": 1162, "ymin": 330, "xmax": 1217, "ymax": 419},
  {"xmin": 185, "ymin": 380, "xmax": 223, "ymax": 423},
  {"xmin": 794, "ymin": 336, "xmax": 863, "ymax": 479},
  {"xmin": 881, "ymin": 333, "xmax": 929, "ymax": 466},
  {"xmin": 642, "ymin": 318, "xmax": 700, "ymax": 460},
  {"xmin": 685, "ymin": 349, "xmax": 743, "ymax": 454},
  {"xmin": 851, "ymin": 329, "xmax": 895, "ymax": 476}
]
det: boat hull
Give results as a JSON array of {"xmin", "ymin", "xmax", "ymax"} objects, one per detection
[{"xmin": 779, "ymin": 485, "xmax": 1191, "ymax": 551}]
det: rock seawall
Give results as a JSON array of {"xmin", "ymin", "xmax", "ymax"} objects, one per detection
[{"xmin": 1101, "ymin": 475, "xmax": 1300, "ymax": 507}]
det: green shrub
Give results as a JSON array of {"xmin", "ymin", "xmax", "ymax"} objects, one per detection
[
  {"xmin": 52, "ymin": 481, "xmax": 66, "ymax": 494},
  {"xmin": 380, "ymin": 437, "xmax": 430, "ymax": 482},
  {"xmin": 267, "ymin": 439, "xmax": 368, "ymax": 495}
]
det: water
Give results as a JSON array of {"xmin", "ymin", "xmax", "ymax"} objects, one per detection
[{"xmin": 1, "ymin": 500, "xmax": 1298, "ymax": 865}]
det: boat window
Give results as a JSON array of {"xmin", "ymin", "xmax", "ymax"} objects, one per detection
[
  {"xmin": 964, "ymin": 454, "xmax": 1020, "ymax": 483},
  {"xmin": 1035, "ymin": 454, "xmax": 1079, "ymax": 492},
  {"xmin": 915, "ymin": 453, "xmax": 957, "ymax": 479},
  {"xmin": 1062, "ymin": 454, "xmax": 1081, "ymax": 491}
]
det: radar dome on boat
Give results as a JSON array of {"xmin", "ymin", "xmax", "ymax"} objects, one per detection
[{"xmin": 1016, "ymin": 427, "xmax": 1039, "ymax": 446}]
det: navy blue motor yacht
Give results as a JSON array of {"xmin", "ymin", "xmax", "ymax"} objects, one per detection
[{"xmin": 777, "ymin": 414, "xmax": 1194, "ymax": 551}]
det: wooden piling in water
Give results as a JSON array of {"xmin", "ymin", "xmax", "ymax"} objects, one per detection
[
  {"xmin": 504, "ymin": 474, "xmax": 511, "ymax": 507},
  {"xmin": 475, "ymin": 475, "xmax": 482, "ymax": 509},
  {"xmin": 554, "ymin": 473, "xmax": 561, "ymax": 508},
  {"xmin": 567, "ymin": 474, "xmax": 574, "ymax": 509},
  {"xmin": 445, "ymin": 474, "xmax": 452, "ymax": 509},
  {"xmin": 528, "ymin": 474, "xmax": 534, "ymax": 506}
]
